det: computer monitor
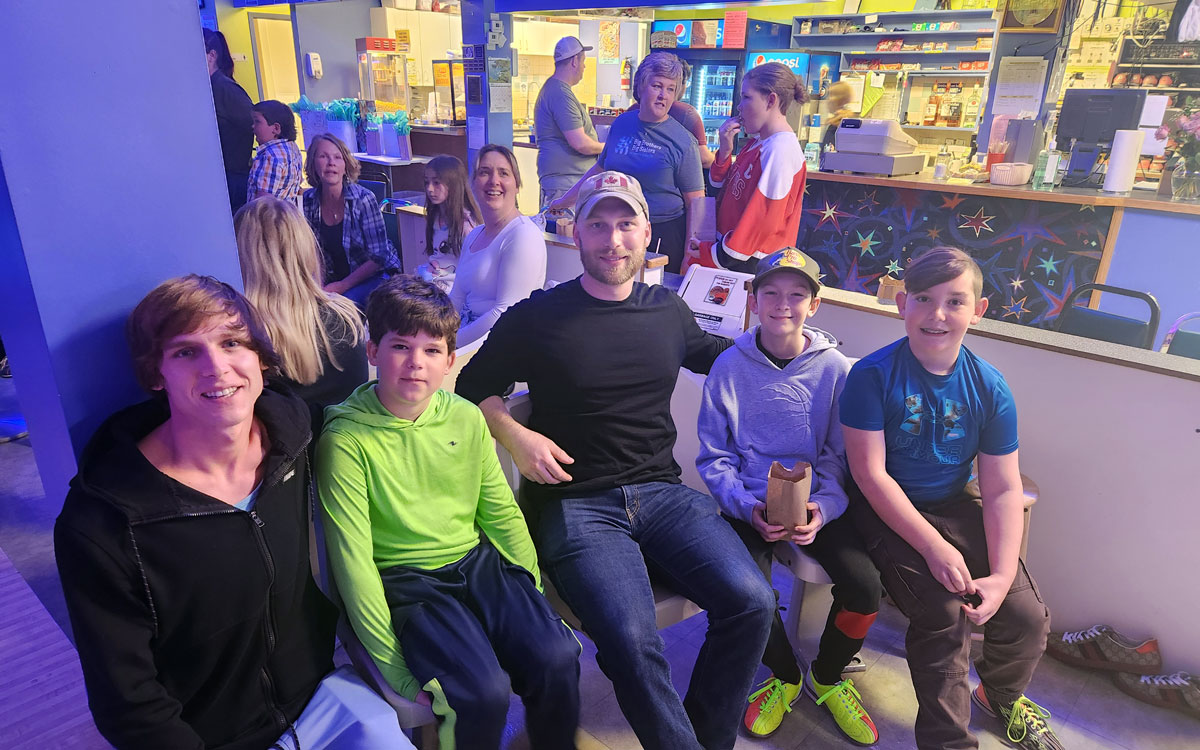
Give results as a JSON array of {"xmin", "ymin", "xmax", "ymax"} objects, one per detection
[{"xmin": 1057, "ymin": 89, "xmax": 1147, "ymax": 184}]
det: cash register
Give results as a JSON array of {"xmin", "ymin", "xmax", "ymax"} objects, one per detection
[{"xmin": 821, "ymin": 119, "xmax": 926, "ymax": 176}]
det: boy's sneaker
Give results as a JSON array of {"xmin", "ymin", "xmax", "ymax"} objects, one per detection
[
  {"xmin": 743, "ymin": 675, "xmax": 802, "ymax": 737},
  {"xmin": 1112, "ymin": 671, "xmax": 1200, "ymax": 719},
  {"xmin": 1046, "ymin": 624, "xmax": 1161, "ymax": 674},
  {"xmin": 971, "ymin": 684, "xmax": 1064, "ymax": 750},
  {"xmin": 806, "ymin": 670, "xmax": 879, "ymax": 745}
]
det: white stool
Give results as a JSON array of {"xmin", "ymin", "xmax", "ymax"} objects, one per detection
[{"xmin": 773, "ymin": 541, "xmax": 865, "ymax": 674}]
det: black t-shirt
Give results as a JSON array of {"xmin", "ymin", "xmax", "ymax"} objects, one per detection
[
  {"xmin": 756, "ymin": 329, "xmax": 797, "ymax": 370},
  {"xmin": 318, "ymin": 220, "xmax": 350, "ymax": 283},
  {"xmin": 456, "ymin": 278, "xmax": 731, "ymax": 501}
]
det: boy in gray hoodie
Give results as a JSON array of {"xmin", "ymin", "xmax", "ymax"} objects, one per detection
[{"xmin": 697, "ymin": 248, "xmax": 883, "ymax": 744}]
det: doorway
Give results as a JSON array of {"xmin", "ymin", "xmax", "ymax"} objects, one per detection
[{"xmin": 248, "ymin": 14, "xmax": 301, "ymax": 105}]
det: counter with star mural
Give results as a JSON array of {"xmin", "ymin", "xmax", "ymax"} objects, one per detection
[{"xmin": 798, "ymin": 173, "xmax": 1121, "ymax": 330}]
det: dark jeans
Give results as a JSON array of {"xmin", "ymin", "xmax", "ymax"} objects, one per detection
[
  {"xmin": 851, "ymin": 490, "xmax": 1050, "ymax": 750},
  {"xmin": 341, "ymin": 273, "xmax": 385, "ymax": 310},
  {"xmin": 226, "ymin": 170, "xmax": 249, "ymax": 214},
  {"xmin": 727, "ymin": 513, "xmax": 882, "ymax": 686},
  {"xmin": 650, "ymin": 215, "xmax": 687, "ymax": 274},
  {"xmin": 380, "ymin": 542, "xmax": 581, "ymax": 750},
  {"xmin": 537, "ymin": 482, "xmax": 775, "ymax": 750}
]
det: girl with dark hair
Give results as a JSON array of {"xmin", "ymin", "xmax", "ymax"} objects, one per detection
[
  {"xmin": 417, "ymin": 155, "xmax": 481, "ymax": 293},
  {"xmin": 248, "ymin": 100, "xmax": 304, "ymax": 202},
  {"xmin": 203, "ymin": 28, "xmax": 253, "ymax": 212}
]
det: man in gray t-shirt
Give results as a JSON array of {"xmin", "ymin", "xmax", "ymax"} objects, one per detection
[{"xmin": 534, "ymin": 36, "xmax": 604, "ymax": 208}]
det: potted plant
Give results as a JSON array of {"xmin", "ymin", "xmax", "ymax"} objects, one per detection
[{"xmin": 1156, "ymin": 108, "xmax": 1200, "ymax": 201}]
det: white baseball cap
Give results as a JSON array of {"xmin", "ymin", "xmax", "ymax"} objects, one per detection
[{"xmin": 554, "ymin": 36, "xmax": 593, "ymax": 63}]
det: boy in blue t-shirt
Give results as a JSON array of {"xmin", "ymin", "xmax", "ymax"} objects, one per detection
[{"xmin": 840, "ymin": 247, "xmax": 1060, "ymax": 750}]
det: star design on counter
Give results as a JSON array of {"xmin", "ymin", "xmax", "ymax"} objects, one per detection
[
  {"xmin": 1002, "ymin": 296, "xmax": 1030, "ymax": 320},
  {"xmin": 1078, "ymin": 203, "xmax": 1096, "ymax": 212},
  {"xmin": 841, "ymin": 255, "xmax": 884, "ymax": 295},
  {"xmin": 991, "ymin": 204, "xmax": 1065, "ymax": 248},
  {"xmin": 858, "ymin": 189, "xmax": 880, "ymax": 211},
  {"xmin": 940, "ymin": 194, "xmax": 966, "ymax": 210},
  {"xmin": 806, "ymin": 201, "xmax": 852, "ymax": 234},
  {"xmin": 895, "ymin": 189, "xmax": 925, "ymax": 230},
  {"xmin": 926, "ymin": 226, "xmax": 943, "ymax": 241},
  {"xmin": 1036, "ymin": 254, "xmax": 1062, "ymax": 275},
  {"xmin": 1008, "ymin": 274, "xmax": 1026, "ymax": 293},
  {"xmin": 885, "ymin": 258, "xmax": 903, "ymax": 275},
  {"xmin": 1030, "ymin": 268, "xmax": 1078, "ymax": 326},
  {"xmin": 855, "ymin": 229, "xmax": 882, "ymax": 257},
  {"xmin": 958, "ymin": 207, "xmax": 995, "ymax": 238}
]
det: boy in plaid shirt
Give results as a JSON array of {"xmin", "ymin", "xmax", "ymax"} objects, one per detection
[{"xmin": 249, "ymin": 99, "xmax": 303, "ymax": 202}]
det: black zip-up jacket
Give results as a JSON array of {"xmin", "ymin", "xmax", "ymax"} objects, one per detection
[{"xmin": 55, "ymin": 387, "xmax": 338, "ymax": 750}]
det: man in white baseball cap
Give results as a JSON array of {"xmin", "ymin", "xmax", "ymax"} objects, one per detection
[
  {"xmin": 457, "ymin": 169, "xmax": 774, "ymax": 750},
  {"xmin": 534, "ymin": 36, "xmax": 603, "ymax": 210}
]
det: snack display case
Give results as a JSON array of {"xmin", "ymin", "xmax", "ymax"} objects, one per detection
[
  {"xmin": 356, "ymin": 37, "xmax": 410, "ymax": 113},
  {"xmin": 431, "ymin": 59, "xmax": 466, "ymax": 125}
]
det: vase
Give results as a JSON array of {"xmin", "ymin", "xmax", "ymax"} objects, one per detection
[{"xmin": 1171, "ymin": 160, "xmax": 1200, "ymax": 201}]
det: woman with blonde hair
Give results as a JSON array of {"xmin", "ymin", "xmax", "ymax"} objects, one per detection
[
  {"xmin": 302, "ymin": 133, "xmax": 395, "ymax": 307},
  {"xmin": 236, "ymin": 195, "xmax": 368, "ymax": 425}
]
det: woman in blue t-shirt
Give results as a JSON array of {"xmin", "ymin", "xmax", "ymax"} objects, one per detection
[{"xmin": 550, "ymin": 51, "xmax": 705, "ymax": 273}]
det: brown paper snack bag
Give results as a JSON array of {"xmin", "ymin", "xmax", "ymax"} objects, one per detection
[{"xmin": 765, "ymin": 461, "xmax": 811, "ymax": 528}]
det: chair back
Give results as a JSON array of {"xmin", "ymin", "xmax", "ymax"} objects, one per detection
[
  {"xmin": 1161, "ymin": 312, "xmax": 1200, "ymax": 360},
  {"xmin": 1054, "ymin": 283, "xmax": 1160, "ymax": 349},
  {"xmin": 359, "ymin": 178, "xmax": 389, "ymax": 204}
]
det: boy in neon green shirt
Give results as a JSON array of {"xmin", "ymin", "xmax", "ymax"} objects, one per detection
[{"xmin": 316, "ymin": 276, "xmax": 580, "ymax": 750}]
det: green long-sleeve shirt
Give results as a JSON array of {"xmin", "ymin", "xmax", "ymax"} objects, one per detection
[{"xmin": 316, "ymin": 384, "xmax": 540, "ymax": 699}]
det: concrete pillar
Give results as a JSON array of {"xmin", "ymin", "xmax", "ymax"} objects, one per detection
[{"xmin": 0, "ymin": 0, "xmax": 243, "ymax": 505}]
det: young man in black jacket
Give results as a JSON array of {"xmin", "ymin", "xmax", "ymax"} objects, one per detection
[
  {"xmin": 55, "ymin": 275, "xmax": 410, "ymax": 750},
  {"xmin": 456, "ymin": 171, "xmax": 775, "ymax": 750}
]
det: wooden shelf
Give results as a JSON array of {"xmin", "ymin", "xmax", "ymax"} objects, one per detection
[
  {"xmin": 1116, "ymin": 62, "xmax": 1200, "ymax": 68},
  {"xmin": 901, "ymin": 124, "xmax": 978, "ymax": 132},
  {"xmin": 845, "ymin": 49, "xmax": 991, "ymax": 56},
  {"xmin": 905, "ymin": 70, "xmax": 991, "ymax": 76},
  {"xmin": 794, "ymin": 29, "xmax": 988, "ymax": 40},
  {"xmin": 793, "ymin": 9, "xmax": 997, "ymax": 22}
]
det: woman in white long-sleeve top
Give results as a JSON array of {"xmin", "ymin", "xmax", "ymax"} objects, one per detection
[{"xmin": 450, "ymin": 144, "xmax": 547, "ymax": 349}]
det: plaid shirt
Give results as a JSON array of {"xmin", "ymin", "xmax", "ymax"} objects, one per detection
[
  {"xmin": 303, "ymin": 182, "xmax": 395, "ymax": 273},
  {"xmin": 247, "ymin": 139, "xmax": 303, "ymax": 202}
]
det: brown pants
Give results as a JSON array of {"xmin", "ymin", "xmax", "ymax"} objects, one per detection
[{"xmin": 852, "ymin": 491, "xmax": 1050, "ymax": 750}]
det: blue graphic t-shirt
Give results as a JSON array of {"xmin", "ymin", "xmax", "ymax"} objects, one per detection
[
  {"xmin": 839, "ymin": 338, "xmax": 1018, "ymax": 504},
  {"xmin": 596, "ymin": 111, "xmax": 704, "ymax": 222}
]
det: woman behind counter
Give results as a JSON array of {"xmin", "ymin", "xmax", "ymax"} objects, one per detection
[
  {"xmin": 450, "ymin": 144, "xmax": 546, "ymax": 349},
  {"xmin": 552, "ymin": 51, "xmax": 705, "ymax": 274},
  {"xmin": 302, "ymin": 133, "xmax": 395, "ymax": 308},
  {"xmin": 235, "ymin": 196, "xmax": 367, "ymax": 430},
  {"xmin": 203, "ymin": 29, "xmax": 253, "ymax": 212}
]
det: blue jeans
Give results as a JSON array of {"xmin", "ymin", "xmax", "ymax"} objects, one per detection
[{"xmin": 537, "ymin": 482, "xmax": 774, "ymax": 750}]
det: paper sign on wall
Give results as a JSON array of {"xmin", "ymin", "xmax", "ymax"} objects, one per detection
[
  {"xmin": 489, "ymin": 84, "xmax": 511, "ymax": 113},
  {"xmin": 599, "ymin": 21, "xmax": 620, "ymax": 65},
  {"xmin": 723, "ymin": 11, "xmax": 747, "ymax": 49},
  {"xmin": 468, "ymin": 116, "xmax": 485, "ymax": 150},
  {"xmin": 394, "ymin": 30, "xmax": 410, "ymax": 53}
]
